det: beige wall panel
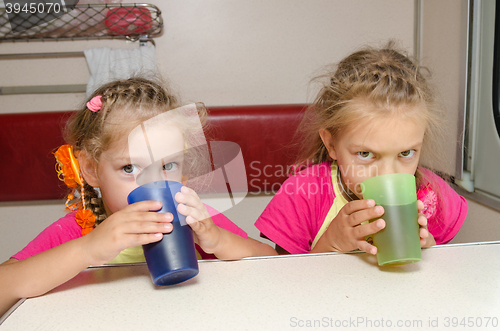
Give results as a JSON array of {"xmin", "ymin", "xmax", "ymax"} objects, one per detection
[
  {"xmin": 419, "ymin": 0, "xmax": 468, "ymax": 177},
  {"xmin": 0, "ymin": 0, "xmax": 414, "ymax": 113}
]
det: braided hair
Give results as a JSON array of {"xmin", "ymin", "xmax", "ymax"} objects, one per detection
[
  {"xmin": 295, "ymin": 41, "xmax": 445, "ymax": 185},
  {"xmin": 64, "ymin": 77, "xmax": 181, "ymax": 224}
]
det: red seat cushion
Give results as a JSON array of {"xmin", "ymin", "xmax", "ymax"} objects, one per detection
[
  {"xmin": 0, "ymin": 104, "xmax": 307, "ymax": 201},
  {"xmin": 206, "ymin": 104, "xmax": 307, "ymax": 194},
  {"xmin": 0, "ymin": 111, "xmax": 73, "ymax": 201}
]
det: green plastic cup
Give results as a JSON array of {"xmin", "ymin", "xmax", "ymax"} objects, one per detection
[{"xmin": 361, "ymin": 173, "xmax": 421, "ymax": 266}]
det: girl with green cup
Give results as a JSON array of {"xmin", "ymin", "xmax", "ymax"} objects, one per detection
[{"xmin": 255, "ymin": 42, "xmax": 468, "ymax": 262}]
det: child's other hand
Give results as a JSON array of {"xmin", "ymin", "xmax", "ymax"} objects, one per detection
[
  {"xmin": 314, "ymin": 199, "xmax": 385, "ymax": 255},
  {"xmin": 417, "ymin": 200, "xmax": 436, "ymax": 247},
  {"xmin": 175, "ymin": 186, "xmax": 222, "ymax": 253},
  {"xmin": 82, "ymin": 201, "xmax": 173, "ymax": 266}
]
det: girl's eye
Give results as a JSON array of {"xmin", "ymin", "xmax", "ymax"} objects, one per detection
[
  {"xmin": 123, "ymin": 164, "xmax": 139, "ymax": 174},
  {"xmin": 399, "ymin": 150, "xmax": 416, "ymax": 158},
  {"xmin": 357, "ymin": 151, "xmax": 374, "ymax": 160},
  {"xmin": 163, "ymin": 162, "xmax": 178, "ymax": 171}
]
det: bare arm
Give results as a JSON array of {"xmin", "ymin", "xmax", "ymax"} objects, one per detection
[
  {"xmin": 209, "ymin": 227, "xmax": 277, "ymax": 260},
  {"xmin": 186, "ymin": 214, "xmax": 278, "ymax": 259},
  {"xmin": 175, "ymin": 187, "xmax": 278, "ymax": 260},
  {"xmin": 0, "ymin": 260, "xmax": 20, "ymax": 316},
  {"xmin": 0, "ymin": 236, "xmax": 91, "ymax": 317},
  {"xmin": 0, "ymin": 200, "xmax": 174, "ymax": 317}
]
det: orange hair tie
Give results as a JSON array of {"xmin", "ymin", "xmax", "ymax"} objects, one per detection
[
  {"xmin": 76, "ymin": 209, "xmax": 96, "ymax": 235},
  {"xmin": 54, "ymin": 144, "xmax": 83, "ymax": 188},
  {"xmin": 54, "ymin": 144, "xmax": 95, "ymax": 235}
]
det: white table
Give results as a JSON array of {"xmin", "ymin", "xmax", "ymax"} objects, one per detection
[{"xmin": 1, "ymin": 242, "xmax": 500, "ymax": 331}]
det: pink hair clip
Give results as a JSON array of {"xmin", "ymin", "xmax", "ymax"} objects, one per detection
[{"xmin": 86, "ymin": 95, "xmax": 103, "ymax": 112}]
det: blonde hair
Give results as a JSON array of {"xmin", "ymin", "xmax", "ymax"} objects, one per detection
[
  {"xmin": 295, "ymin": 41, "xmax": 445, "ymax": 186},
  {"xmin": 64, "ymin": 77, "xmax": 207, "ymax": 223}
]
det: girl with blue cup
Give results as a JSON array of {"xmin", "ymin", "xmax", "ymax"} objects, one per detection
[{"xmin": 0, "ymin": 77, "xmax": 276, "ymax": 316}]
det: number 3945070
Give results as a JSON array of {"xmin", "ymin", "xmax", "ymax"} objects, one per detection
[{"xmin": 5, "ymin": 2, "xmax": 62, "ymax": 14}]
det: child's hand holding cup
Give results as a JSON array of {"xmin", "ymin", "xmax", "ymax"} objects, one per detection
[
  {"xmin": 128, "ymin": 180, "xmax": 199, "ymax": 285},
  {"xmin": 361, "ymin": 173, "xmax": 421, "ymax": 266}
]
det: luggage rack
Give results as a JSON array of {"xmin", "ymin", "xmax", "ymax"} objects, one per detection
[{"xmin": 0, "ymin": 3, "xmax": 163, "ymax": 42}]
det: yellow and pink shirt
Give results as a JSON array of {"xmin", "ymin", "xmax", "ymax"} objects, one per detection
[{"xmin": 255, "ymin": 161, "xmax": 468, "ymax": 254}]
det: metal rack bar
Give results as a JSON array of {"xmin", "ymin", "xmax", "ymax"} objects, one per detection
[
  {"xmin": 0, "ymin": 52, "xmax": 84, "ymax": 59},
  {"xmin": 0, "ymin": 37, "xmax": 153, "ymax": 94},
  {"xmin": 0, "ymin": 51, "xmax": 86, "ymax": 94},
  {"xmin": 0, "ymin": 3, "xmax": 163, "ymax": 42},
  {"xmin": 0, "ymin": 84, "xmax": 87, "ymax": 95},
  {"xmin": 0, "ymin": 35, "xmax": 153, "ymax": 59}
]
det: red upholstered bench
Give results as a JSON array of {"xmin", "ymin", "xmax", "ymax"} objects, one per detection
[{"xmin": 0, "ymin": 105, "xmax": 307, "ymax": 202}]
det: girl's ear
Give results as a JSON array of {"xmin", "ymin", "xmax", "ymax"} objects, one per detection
[
  {"xmin": 319, "ymin": 129, "xmax": 337, "ymax": 160},
  {"xmin": 78, "ymin": 152, "xmax": 99, "ymax": 188}
]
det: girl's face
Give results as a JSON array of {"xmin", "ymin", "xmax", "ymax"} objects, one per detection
[
  {"xmin": 322, "ymin": 103, "xmax": 427, "ymax": 199},
  {"xmin": 94, "ymin": 123, "xmax": 185, "ymax": 216}
]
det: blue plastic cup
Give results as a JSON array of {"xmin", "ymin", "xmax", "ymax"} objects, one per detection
[{"xmin": 127, "ymin": 180, "xmax": 199, "ymax": 285}]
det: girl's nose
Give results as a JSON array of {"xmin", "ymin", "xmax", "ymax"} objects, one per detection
[
  {"xmin": 374, "ymin": 162, "xmax": 398, "ymax": 176},
  {"xmin": 136, "ymin": 164, "xmax": 166, "ymax": 185},
  {"xmin": 378, "ymin": 169, "xmax": 396, "ymax": 176}
]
